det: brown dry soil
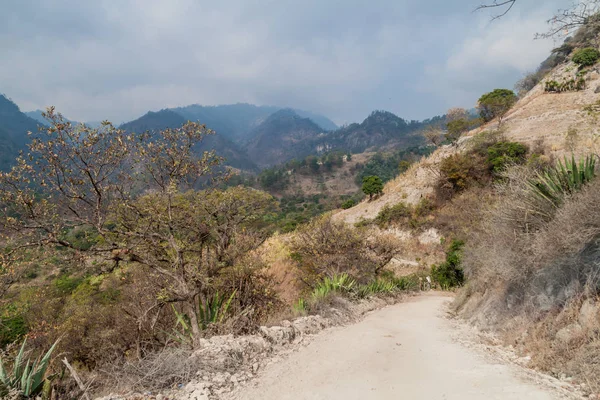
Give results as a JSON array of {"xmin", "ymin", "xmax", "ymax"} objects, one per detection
[{"xmin": 226, "ymin": 293, "xmax": 583, "ymax": 400}]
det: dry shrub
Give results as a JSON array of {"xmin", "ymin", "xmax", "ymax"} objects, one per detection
[
  {"xmin": 211, "ymin": 254, "xmax": 284, "ymax": 334},
  {"xmin": 101, "ymin": 347, "xmax": 196, "ymax": 393},
  {"xmin": 288, "ymin": 214, "xmax": 401, "ymax": 286}
]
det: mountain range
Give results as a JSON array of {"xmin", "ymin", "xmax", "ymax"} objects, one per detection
[
  {"xmin": 0, "ymin": 94, "xmax": 442, "ymax": 172},
  {"xmin": 0, "ymin": 95, "xmax": 42, "ymax": 170}
]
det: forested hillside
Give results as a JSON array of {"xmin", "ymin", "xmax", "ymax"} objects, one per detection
[
  {"xmin": 120, "ymin": 110, "xmax": 258, "ymax": 171},
  {"xmin": 0, "ymin": 95, "xmax": 42, "ymax": 171}
]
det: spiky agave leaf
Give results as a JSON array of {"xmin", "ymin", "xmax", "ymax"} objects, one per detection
[{"xmin": 529, "ymin": 154, "xmax": 597, "ymax": 208}]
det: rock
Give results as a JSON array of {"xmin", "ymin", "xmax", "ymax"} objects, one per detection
[
  {"xmin": 189, "ymin": 390, "xmax": 209, "ymax": 400},
  {"xmin": 595, "ymin": 85, "xmax": 600, "ymax": 93},
  {"xmin": 418, "ymin": 228, "xmax": 441, "ymax": 245},
  {"xmin": 252, "ymin": 362, "xmax": 259, "ymax": 373},
  {"xmin": 156, "ymin": 395, "xmax": 164, "ymax": 400}
]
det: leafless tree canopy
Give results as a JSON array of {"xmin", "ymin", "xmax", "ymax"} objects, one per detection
[{"xmin": 476, "ymin": 0, "xmax": 600, "ymax": 39}]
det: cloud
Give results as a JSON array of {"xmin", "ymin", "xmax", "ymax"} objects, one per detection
[
  {"xmin": 0, "ymin": 0, "xmax": 569, "ymax": 124},
  {"xmin": 418, "ymin": 3, "xmax": 563, "ymax": 111}
]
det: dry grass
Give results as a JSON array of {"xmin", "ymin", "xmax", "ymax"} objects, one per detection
[
  {"xmin": 455, "ymin": 165, "xmax": 600, "ymax": 393},
  {"xmin": 100, "ymin": 347, "xmax": 197, "ymax": 393}
]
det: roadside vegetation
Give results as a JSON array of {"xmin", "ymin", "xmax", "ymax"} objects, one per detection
[{"xmin": 0, "ymin": 110, "xmax": 423, "ymax": 398}]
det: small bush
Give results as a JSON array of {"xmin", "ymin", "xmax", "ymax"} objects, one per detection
[
  {"xmin": 486, "ymin": 141, "xmax": 529, "ymax": 173},
  {"xmin": 544, "ymin": 78, "xmax": 586, "ymax": 93},
  {"xmin": 0, "ymin": 304, "xmax": 27, "ymax": 347},
  {"xmin": 53, "ymin": 274, "xmax": 84, "ymax": 295},
  {"xmin": 438, "ymin": 154, "xmax": 481, "ymax": 194},
  {"xmin": 341, "ymin": 199, "xmax": 356, "ymax": 209},
  {"xmin": 572, "ymin": 47, "xmax": 600, "ymax": 67},
  {"xmin": 375, "ymin": 202, "xmax": 412, "ymax": 228},
  {"xmin": 311, "ymin": 273, "xmax": 356, "ymax": 302},
  {"xmin": 289, "ymin": 215, "xmax": 399, "ymax": 285},
  {"xmin": 477, "ymin": 89, "xmax": 517, "ymax": 123},
  {"xmin": 431, "ymin": 239, "xmax": 465, "ymax": 289}
]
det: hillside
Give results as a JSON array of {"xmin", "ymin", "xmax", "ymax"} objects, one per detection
[
  {"xmin": 246, "ymin": 109, "xmax": 326, "ymax": 168},
  {"xmin": 0, "ymin": 95, "xmax": 42, "ymax": 171},
  {"xmin": 331, "ymin": 33, "xmax": 600, "ymax": 395},
  {"xmin": 335, "ymin": 63, "xmax": 600, "ymax": 224},
  {"xmin": 120, "ymin": 109, "xmax": 257, "ymax": 171}
]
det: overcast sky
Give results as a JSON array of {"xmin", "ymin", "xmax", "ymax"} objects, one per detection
[{"xmin": 1, "ymin": 0, "xmax": 569, "ymax": 125}]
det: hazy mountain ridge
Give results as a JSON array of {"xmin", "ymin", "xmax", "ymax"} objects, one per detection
[
  {"xmin": 170, "ymin": 103, "xmax": 338, "ymax": 143},
  {"xmin": 246, "ymin": 109, "xmax": 326, "ymax": 168},
  {"xmin": 322, "ymin": 110, "xmax": 443, "ymax": 154},
  {"xmin": 0, "ymin": 95, "xmax": 43, "ymax": 170},
  {"xmin": 120, "ymin": 106, "xmax": 444, "ymax": 170},
  {"xmin": 119, "ymin": 109, "xmax": 258, "ymax": 171}
]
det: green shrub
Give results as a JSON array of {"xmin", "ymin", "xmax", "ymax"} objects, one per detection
[
  {"xmin": 356, "ymin": 278, "xmax": 396, "ymax": 298},
  {"xmin": 544, "ymin": 78, "xmax": 586, "ymax": 93},
  {"xmin": 413, "ymin": 198, "xmax": 435, "ymax": 218},
  {"xmin": 375, "ymin": 202, "xmax": 411, "ymax": 228},
  {"xmin": 431, "ymin": 239, "xmax": 465, "ymax": 289},
  {"xmin": 0, "ymin": 304, "xmax": 28, "ymax": 347},
  {"xmin": 477, "ymin": 89, "xmax": 517, "ymax": 123},
  {"xmin": 486, "ymin": 141, "xmax": 529, "ymax": 173},
  {"xmin": 572, "ymin": 47, "xmax": 600, "ymax": 67},
  {"xmin": 362, "ymin": 176, "xmax": 384, "ymax": 200},
  {"xmin": 53, "ymin": 274, "xmax": 84, "ymax": 295},
  {"xmin": 341, "ymin": 199, "xmax": 356, "ymax": 209}
]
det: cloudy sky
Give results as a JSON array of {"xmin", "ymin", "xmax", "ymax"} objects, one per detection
[{"xmin": 1, "ymin": 0, "xmax": 569, "ymax": 125}]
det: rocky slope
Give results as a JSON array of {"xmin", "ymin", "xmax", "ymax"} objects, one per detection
[{"xmin": 335, "ymin": 60, "xmax": 600, "ymax": 224}]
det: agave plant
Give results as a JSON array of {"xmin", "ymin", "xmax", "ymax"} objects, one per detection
[
  {"xmin": 311, "ymin": 273, "xmax": 356, "ymax": 302},
  {"xmin": 0, "ymin": 339, "xmax": 57, "ymax": 398},
  {"xmin": 198, "ymin": 290, "xmax": 237, "ymax": 330},
  {"xmin": 172, "ymin": 289, "xmax": 237, "ymax": 343},
  {"xmin": 529, "ymin": 154, "xmax": 597, "ymax": 207}
]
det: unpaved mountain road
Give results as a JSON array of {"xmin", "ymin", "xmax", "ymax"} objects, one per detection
[{"xmin": 226, "ymin": 293, "xmax": 580, "ymax": 400}]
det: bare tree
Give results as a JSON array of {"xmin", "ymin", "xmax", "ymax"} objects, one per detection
[
  {"xmin": 475, "ymin": 0, "xmax": 516, "ymax": 20},
  {"xmin": 0, "ymin": 108, "xmax": 275, "ymax": 347},
  {"xmin": 476, "ymin": 0, "xmax": 600, "ymax": 39},
  {"xmin": 423, "ymin": 125, "xmax": 445, "ymax": 147}
]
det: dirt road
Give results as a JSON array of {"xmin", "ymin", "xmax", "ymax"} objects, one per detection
[{"xmin": 227, "ymin": 293, "xmax": 574, "ymax": 400}]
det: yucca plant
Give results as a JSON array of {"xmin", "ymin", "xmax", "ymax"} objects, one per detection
[
  {"xmin": 0, "ymin": 339, "xmax": 57, "ymax": 398},
  {"xmin": 529, "ymin": 154, "xmax": 597, "ymax": 207}
]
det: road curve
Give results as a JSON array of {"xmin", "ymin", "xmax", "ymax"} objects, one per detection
[{"xmin": 226, "ymin": 293, "xmax": 565, "ymax": 400}]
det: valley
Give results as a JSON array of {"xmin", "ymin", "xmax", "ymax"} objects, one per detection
[{"xmin": 3, "ymin": 1, "xmax": 600, "ymax": 399}]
